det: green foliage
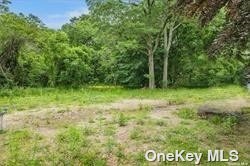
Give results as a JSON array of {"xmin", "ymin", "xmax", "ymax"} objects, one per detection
[
  {"xmin": 130, "ymin": 127, "xmax": 143, "ymax": 140},
  {"xmin": 0, "ymin": 13, "xmax": 40, "ymax": 87},
  {"xmin": 0, "ymin": 0, "xmax": 248, "ymax": 88},
  {"xmin": 209, "ymin": 115, "xmax": 239, "ymax": 131},
  {"xmin": 114, "ymin": 50, "xmax": 148, "ymax": 87},
  {"xmin": 0, "ymin": 85, "xmax": 247, "ymax": 111},
  {"xmin": 55, "ymin": 127, "xmax": 106, "ymax": 165},
  {"xmin": 56, "ymin": 127, "xmax": 87, "ymax": 162},
  {"xmin": 6, "ymin": 130, "xmax": 43, "ymax": 165},
  {"xmin": 0, "ymin": 0, "xmax": 10, "ymax": 13},
  {"xmin": 177, "ymin": 108, "xmax": 197, "ymax": 120},
  {"xmin": 117, "ymin": 113, "xmax": 127, "ymax": 127},
  {"xmin": 174, "ymin": 54, "xmax": 245, "ymax": 87}
]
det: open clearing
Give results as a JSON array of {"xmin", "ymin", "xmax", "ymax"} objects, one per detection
[{"xmin": 0, "ymin": 86, "xmax": 250, "ymax": 165}]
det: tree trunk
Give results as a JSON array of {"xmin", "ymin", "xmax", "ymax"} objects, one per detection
[
  {"xmin": 147, "ymin": 37, "xmax": 155, "ymax": 89},
  {"xmin": 148, "ymin": 49, "xmax": 155, "ymax": 89},
  {"xmin": 163, "ymin": 55, "xmax": 169, "ymax": 88},
  {"xmin": 162, "ymin": 25, "xmax": 173, "ymax": 88}
]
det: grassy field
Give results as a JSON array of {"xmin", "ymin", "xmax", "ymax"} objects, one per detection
[
  {"xmin": 0, "ymin": 86, "xmax": 249, "ymax": 165},
  {"xmin": 0, "ymin": 85, "xmax": 248, "ymax": 111}
]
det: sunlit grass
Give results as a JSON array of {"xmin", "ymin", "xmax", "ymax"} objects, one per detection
[{"xmin": 0, "ymin": 85, "xmax": 248, "ymax": 112}]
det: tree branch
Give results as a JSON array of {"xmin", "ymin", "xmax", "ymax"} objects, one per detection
[
  {"xmin": 173, "ymin": 23, "xmax": 181, "ymax": 31},
  {"xmin": 0, "ymin": 64, "xmax": 12, "ymax": 83},
  {"xmin": 152, "ymin": 17, "xmax": 169, "ymax": 53}
]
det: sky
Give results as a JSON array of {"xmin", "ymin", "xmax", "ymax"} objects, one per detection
[{"xmin": 9, "ymin": 0, "xmax": 89, "ymax": 29}]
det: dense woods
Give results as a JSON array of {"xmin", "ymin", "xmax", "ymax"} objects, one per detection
[
  {"xmin": 0, "ymin": 1, "xmax": 250, "ymax": 165},
  {"xmin": 0, "ymin": 0, "xmax": 249, "ymax": 88}
]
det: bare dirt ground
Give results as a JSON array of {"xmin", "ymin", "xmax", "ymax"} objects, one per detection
[
  {"xmin": 3, "ymin": 99, "xmax": 181, "ymax": 141},
  {"xmin": 4, "ymin": 98, "xmax": 250, "ymax": 139},
  {"xmin": 2, "ymin": 98, "xmax": 250, "ymax": 142},
  {"xmin": 4, "ymin": 100, "xmax": 178, "ymax": 128}
]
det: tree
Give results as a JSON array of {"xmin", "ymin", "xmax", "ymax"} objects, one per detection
[
  {"xmin": 0, "ymin": 13, "xmax": 38, "ymax": 86},
  {"xmin": 88, "ymin": 0, "xmax": 169, "ymax": 88},
  {"xmin": 162, "ymin": 20, "xmax": 180, "ymax": 88},
  {"xmin": 177, "ymin": 0, "xmax": 250, "ymax": 54},
  {"xmin": 141, "ymin": 0, "xmax": 163, "ymax": 89},
  {"xmin": 62, "ymin": 15, "xmax": 97, "ymax": 47},
  {"xmin": 0, "ymin": 0, "xmax": 10, "ymax": 13},
  {"xmin": 162, "ymin": 1, "xmax": 181, "ymax": 88}
]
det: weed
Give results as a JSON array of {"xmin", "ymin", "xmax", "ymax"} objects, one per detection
[
  {"xmin": 83, "ymin": 126, "xmax": 94, "ymax": 136},
  {"xmin": 134, "ymin": 152, "xmax": 147, "ymax": 165},
  {"xmin": 209, "ymin": 115, "xmax": 239, "ymax": 130},
  {"xmin": 105, "ymin": 138, "xmax": 116, "ymax": 154},
  {"xmin": 116, "ymin": 145, "xmax": 126, "ymax": 161},
  {"xmin": 56, "ymin": 127, "xmax": 87, "ymax": 163},
  {"xmin": 6, "ymin": 130, "xmax": 43, "ymax": 165},
  {"xmin": 81, "ymin": 151, "xmax": 106, "ymax": 166},
  {"xmin": 130, "ymin": 128, "xmax": 143, "ymax": 140},
  {"xmin": 165, "ymin": 126, "xmax": 199, "ymax": 151},
  {"xmin": 117, "ymin": 113, "xmax": 127, "ymax": 127},
  {"xmin": 130, "ymin": 131, "xmax": 140, "ymax": 140},
  {"xmin": 104, "ymin": 126, "xmax": 116, "ymax": 136},
  {"xmin": 177, "ymin": 108, "xmax": 197, "ymax": 119}
]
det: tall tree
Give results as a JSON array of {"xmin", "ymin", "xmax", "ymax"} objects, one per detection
[
  {"xmin": 0, "ymin": 13, "xmax": 38, "ymax": 85},
  {"xmin": 142, "ymin": 0, "xmax": 163, "ymax": 89},
  {"xmin": 89, "ymin": 0, "xmax": 169, "ymax": 88},
  {"xmin": 162, "ymin": 20, "xmax": 180, "ymax": 88},
  {"xmin": 177, "ymin": 0, "xmax": 250, "ymax": 55},
  {"xmin": 162, "ymin": 1, "xmax": 181, "ymax": 88}
]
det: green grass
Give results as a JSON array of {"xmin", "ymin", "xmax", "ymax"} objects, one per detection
[
  {"xmin": 0, "ymin": 85, "xmax": 249, "ymax": 165},
  {"xmin": 176, "ymin": 108, "xmax": 198, "ymax": 120},
  {"xmin": 117, "ymin": 113, "xmax": 127, "ymax": 127},
  {"xmin": 0, "ymin": 85, "xmax": 248, "ymax": 112}
]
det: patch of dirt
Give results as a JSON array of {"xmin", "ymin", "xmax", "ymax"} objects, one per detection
[
  {"xmin": 4, "ymin": 98, "xmax": 249, "ymax": 139},
  {"xmin": 116, "ymin": 122, "xmax": 134, "ymax": 144},
  {"xmin": 4, "ymin": 99, "xmax": 169, "ymax": 131},
  {"xmin": 36, "ymin": 127, "xmax": 58, "ymax": 138},
  {"xmin": 106, "ymin": 154, "xmax": 118, "ymax": 166},
  {"xmin": 5, "ymin": 107, "xmax": 97, "ymax": 129},
  {"xmin": 94, "ymin": 99, "xmax": 169, "ymax": 111},
  {"xmin": 150, "ymin": 103, "xmax": 197, "ymax": 126},
  {"xmin": 150, "ymin": 106, "xmax": 181, "ymax": 126}
]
